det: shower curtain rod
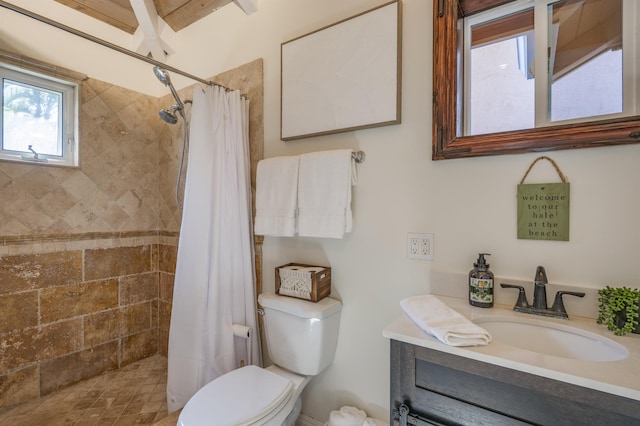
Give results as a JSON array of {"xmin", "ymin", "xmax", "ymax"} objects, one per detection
[{"xmin": 0, "ymin": 0, "xmax": 227, "ymax": 89}]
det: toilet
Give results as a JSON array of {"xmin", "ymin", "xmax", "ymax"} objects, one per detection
[{"xmin": 177, "ymin": 293, "xmax": 342, "ymax": 426}]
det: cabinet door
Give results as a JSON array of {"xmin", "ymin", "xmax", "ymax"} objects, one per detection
[
  {"xmin": 391, "ymin": 341, "xmax": 528, "ymax": 425},
  {"xmin": 390, "ymin": 340, "xmax": 640, "ymax": 426}
]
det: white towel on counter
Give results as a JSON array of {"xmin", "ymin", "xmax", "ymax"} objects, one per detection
[
  {"xmin": 298, "ymin": 149, "xmax": 357, "ymax": 238},
  {"xmin": 254, "ymin": 155, "xmax": 299, "ymax": 237},
  {"xmin": 328, "ymin": 406, "xmax": 367, "ymax": 426},
  {"xmin": 400, "ymin": 295, "xmax": 492, "ymax": 347}
]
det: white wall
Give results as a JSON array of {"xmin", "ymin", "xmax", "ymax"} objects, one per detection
[{"xmin": 4, "ymin": 0, "xmax": 640, "ymax": 423}]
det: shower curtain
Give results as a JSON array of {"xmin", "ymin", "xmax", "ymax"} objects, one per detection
[{"xmin": 166, "ymin": 85, "xmax": 260, "ymax": 413}]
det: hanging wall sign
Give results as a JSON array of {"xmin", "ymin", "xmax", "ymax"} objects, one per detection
[{"xmin": 517, "ymin": 156, "xmax": 570, "ymax": 241}]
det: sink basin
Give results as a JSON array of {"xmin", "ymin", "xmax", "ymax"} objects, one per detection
[{"xmin": 474, "ymin": 317, "xmax": 628, "ymax": 362}]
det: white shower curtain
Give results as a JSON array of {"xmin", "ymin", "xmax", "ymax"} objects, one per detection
[{"xmin": 166, "ymin": 85, "xmax": 260, "ymax": 413}]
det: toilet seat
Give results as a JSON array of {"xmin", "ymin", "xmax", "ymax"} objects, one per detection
[{"xmin": 178, "ymin": 365, "xmax": 294, "ymax": 426}]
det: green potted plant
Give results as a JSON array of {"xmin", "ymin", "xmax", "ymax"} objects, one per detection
[{"xmin": 597, "ymin": 286, "xmax": 640, "ymax": 336}]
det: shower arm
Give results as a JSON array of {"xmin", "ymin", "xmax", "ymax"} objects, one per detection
[{"xmin": 167, "ymin": 83, "xmax": 185, "ymax": 109}]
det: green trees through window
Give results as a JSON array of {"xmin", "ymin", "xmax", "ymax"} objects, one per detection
[
  {"xmin": 0, "ymin": 63, "xmax": 78, "ymax": 166},
  {"xmin": 3, "ymin": 79, "xmax": 63, "ymax": 156}
]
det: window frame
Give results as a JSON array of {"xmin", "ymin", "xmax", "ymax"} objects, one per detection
[
  {"xmin": 433, "ymin": 0, "xmax": 640, "ymax": 160},
  {"xmin": 1, "ymin": 62, "xmax": 79, "ymax": 167}
]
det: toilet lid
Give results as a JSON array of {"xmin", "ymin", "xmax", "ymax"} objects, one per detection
[{"xmin": 179, "ymin": 365, "xmax": 294, "ymax": 426}]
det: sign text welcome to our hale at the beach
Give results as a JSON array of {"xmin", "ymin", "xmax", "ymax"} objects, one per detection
[{"xmin": 516, "ymin": 157, "xmax": 570, "ymax": 242}]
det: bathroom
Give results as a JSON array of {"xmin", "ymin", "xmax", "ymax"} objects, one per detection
[{"xmin": 1, "ymin": 0, "xmax": 639, "ymax": 424}]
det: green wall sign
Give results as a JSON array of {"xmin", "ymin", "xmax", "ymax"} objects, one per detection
[
  {"xmin": 517, "ymin": 183, "xmax": 570, "ymax": 241},
  {"xmin": 516, "ymin": 156, "xmax": 570, "ymax": 241}
]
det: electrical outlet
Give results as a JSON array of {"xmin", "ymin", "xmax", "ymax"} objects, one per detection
[{"xmin": 407, "ymin": 233, "xmax": 434, "ymax": 260}]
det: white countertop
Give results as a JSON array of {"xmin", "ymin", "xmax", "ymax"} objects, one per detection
[{"xmin": 383, "ymin": 296, "xmax": 640, "ymax": 402}]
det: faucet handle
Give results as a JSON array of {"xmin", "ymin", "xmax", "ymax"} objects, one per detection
[
  {"xmin": 500, "ymin": 283, "xmax": 530, "ymax": 309},
  {"xmin": 551, "ymin": 291, "xmax": 586, "ymax": 318}
]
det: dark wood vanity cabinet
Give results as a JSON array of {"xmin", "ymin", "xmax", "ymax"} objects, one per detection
[{"xmin": 390, "ymin": 340, "xmax": 640, "ymax": 425}]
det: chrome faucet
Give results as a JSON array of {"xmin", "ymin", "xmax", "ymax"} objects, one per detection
[{"xmin": 501, "ymin": 266, "xmax": 585, "ymax": 319}]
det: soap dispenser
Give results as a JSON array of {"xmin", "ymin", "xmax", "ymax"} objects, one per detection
[{"xmin": 469, "ymin": 253, "xmax": 494, "ymax": 308}]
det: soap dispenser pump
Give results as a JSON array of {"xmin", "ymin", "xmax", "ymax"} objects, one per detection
[{"xmin": 469, "ymin": 253, "xmax": 494, "ymax": 308}]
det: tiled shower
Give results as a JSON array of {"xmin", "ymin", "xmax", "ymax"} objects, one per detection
[
  {"xmin": 0, "ymin": 52, "xmax": 264, "ymax": 413},
  {"xmin": 0, "ymin": 239, "xmax": 176, "ymax": 400}
]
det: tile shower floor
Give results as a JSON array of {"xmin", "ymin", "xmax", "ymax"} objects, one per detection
[{"xmin": 0, "ymin": 355, "xmax": 170, "ymax": 426}]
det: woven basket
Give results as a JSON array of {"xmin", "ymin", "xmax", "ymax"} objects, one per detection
[{"xmin": 275, "ymin": 263, "xmax": 331, "ymax": 302}]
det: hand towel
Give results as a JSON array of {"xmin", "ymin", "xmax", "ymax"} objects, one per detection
[
  {"xmin": 254, "ymin": 155, "xmax": 299, "ymax": 237},
  {"xmin": 400, "ymin": 295, "xmax": 492, "ymax": 346},
  {"xmin": 298, "ymin": 149, "xmax": 356, "ymax": 238},
  {"xmin": 328, "ymin": 406, "xmax": 367, "ymax": 426}
]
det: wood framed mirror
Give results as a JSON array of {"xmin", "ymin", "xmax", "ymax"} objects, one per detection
[{"xmin": 433, "ymin": 0, "xmax": 640, "ymax": 160}]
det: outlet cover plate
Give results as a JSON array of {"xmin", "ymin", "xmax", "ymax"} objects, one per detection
[{"xmin": 408, "ymin": 233, "xmax": 434, "ymax": 260}]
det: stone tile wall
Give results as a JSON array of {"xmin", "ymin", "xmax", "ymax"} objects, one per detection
[
  {"xmin": 0, "ymin": 235, "xmax": 176, "ymax": 411},
  {"xmin": 0, "ymin": 77, "xmax": 181, "ymax": 236}
]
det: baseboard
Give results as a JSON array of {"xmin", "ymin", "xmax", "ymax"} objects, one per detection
[{"xmin": 296, "ymin": 413, "xmax": 325, "ymax": 426}]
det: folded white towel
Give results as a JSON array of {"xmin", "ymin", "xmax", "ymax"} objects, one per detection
[
  {"xmin": 328, "ymin": 406, "xmax": 367, "ymax": 426},
  {"xmin": 400, "ymin": 295, "xmax": 491, "ymax": 346},
  {"xmin": 254, "ymin": 155, "xmax": 299, "ymax": 237},
  {"xmin": 298, "ymin": 149, "xmax": 356, "ymax": 238}
]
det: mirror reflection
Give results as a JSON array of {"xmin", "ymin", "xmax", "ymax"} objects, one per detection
[{"xmin": 464, "ymin": 0, "xmax": 627, "ymax": 136}]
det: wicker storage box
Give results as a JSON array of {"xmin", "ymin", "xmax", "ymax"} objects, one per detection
[{"xmin": 275, "ymin": 263, "xmax": 331, "ymax": 302}]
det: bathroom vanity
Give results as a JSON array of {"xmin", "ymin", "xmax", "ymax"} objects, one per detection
[{"xmin": 384, "ymin": 297, "xmax": 640, "ymax": 425}]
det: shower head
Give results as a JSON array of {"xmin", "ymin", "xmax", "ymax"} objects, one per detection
[
  {"xmin": 154, "ymin": 66, "xmax": 186, "ymax": 123},
  {"xmin": 153, "ymin": 66, "xmax": 171, "ymax": 86},
  {"xmin": 159, "ymin": 105, "xmax": 183, "ymax": 124}
]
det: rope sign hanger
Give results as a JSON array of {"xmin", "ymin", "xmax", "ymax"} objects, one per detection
[
  {"xmin": 519, "ymin": 155, "xmax": 567, "ymax": 185},
  {"xmin": 517, "ymin": 156, "xmax": 570, "ymax": 242}
]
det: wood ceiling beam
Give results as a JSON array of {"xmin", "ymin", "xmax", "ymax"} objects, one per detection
[
  {"xmin": 55, "ymin": 0, "xmax": 139, "ymax": 33},
  {"xmin": 55, "ymin": 0, "xmax": 257, "ymax": 37},
  {"xmin": 162, "ymin": 0, "xmax": 232, "ymax": 31}
]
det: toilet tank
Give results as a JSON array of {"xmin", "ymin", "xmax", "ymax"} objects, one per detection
[{"xmin": 258, "ymin": 293, "xmax": 341, "ymax": 376}]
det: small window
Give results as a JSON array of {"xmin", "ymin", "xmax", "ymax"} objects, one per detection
[{"xmin": 1, "ymin": 63, "xmax": 79, "ymax": 167}]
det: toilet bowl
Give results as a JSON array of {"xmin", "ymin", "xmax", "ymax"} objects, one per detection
[
  {"xmin": 177, "ymin": 365, "xmax": 309, "ymax": 426},
  {"xmin": 177, "ymin": 294, "xmax": 342, "ymax": 426}
]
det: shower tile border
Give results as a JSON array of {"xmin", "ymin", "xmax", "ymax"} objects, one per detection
[{"xmin": 0, "ymin": 231, "xmax": 179, "ymax": 256}]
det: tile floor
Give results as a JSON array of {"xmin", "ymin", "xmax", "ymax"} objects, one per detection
[{"xmin": 0, "ymin": 355, "xmax": 170, "ymax": 426}]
